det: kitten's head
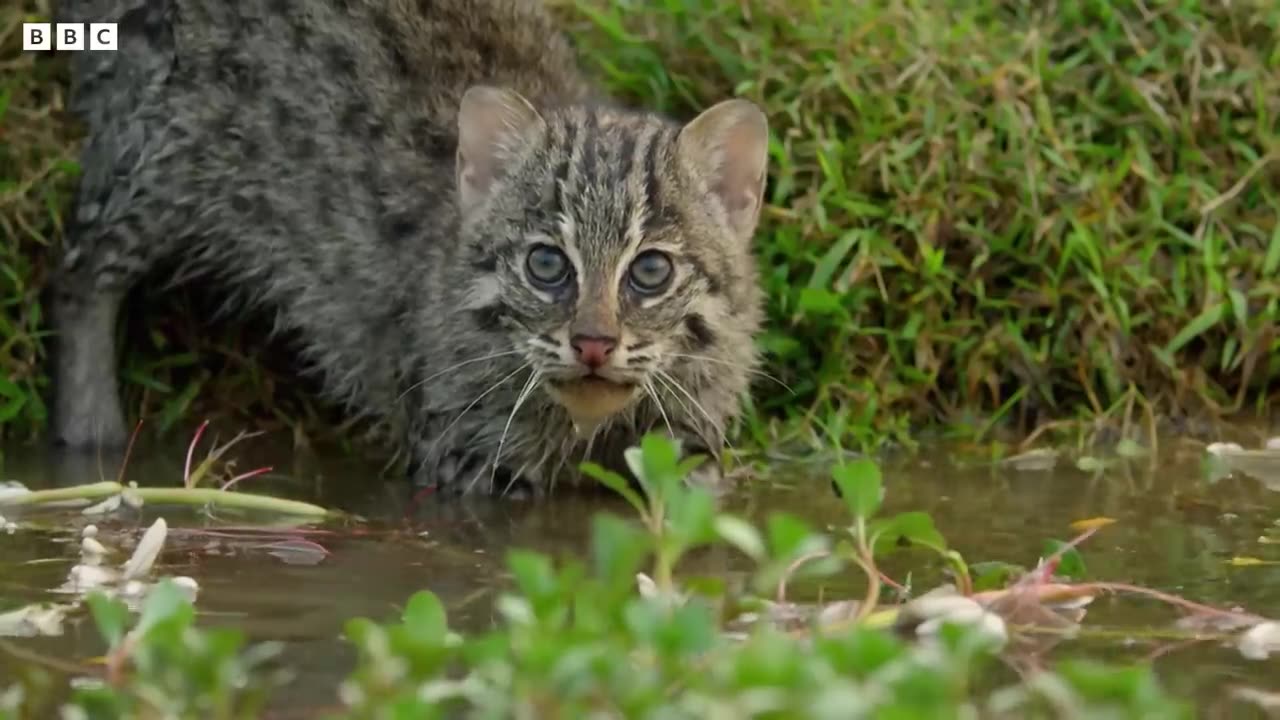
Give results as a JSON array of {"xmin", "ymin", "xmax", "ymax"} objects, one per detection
[{"xmin": 453, "ymin": 86, "xmax": 767, "ymax": 435}]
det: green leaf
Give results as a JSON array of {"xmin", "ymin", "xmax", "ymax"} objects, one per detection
[
  {"xmin": 1042, "ymin": 539, "xmax": 1087, "ymax": 580},
  {"xmin": 342, "ymin": 617, "xmax": 378, "ymax": 647},
  {"xmin": 506, "ymin": 550, "xmax": 559, "ymax": 603},
  {"xmin": 1076, "ymin": 456, "xmax": 1107, "ymax": 472},
  {"xmin": 655, "ymin": 602, "xmax": 716, "ymax": 658},
  {"xmin": 797, "ymin": 287, "xmax": 845, "ymax": 316},
  {"xmin": 969, "ymin": 561, "xmax": 1026, "ymax": 592},
  {"xmin": 1055, "ymin": 659, "xmax": 1191, "ymax": 715},
  {"xmin": 1264, "ymin": 219, "xmax": 1280, "ymax": 277},
  {"xmin": 591, "ymin": 514, "xmax": 651, "ymax": 589},
  {"xmin": 1163, "ymin": 302, "xmax": 1223, "ymax": 355},
  {"xmin": 1114, "ymin": 438, "xmax": 1147, "ymax": 458},
  {"xmin": 625, "ymin": 433, "xmax": 683, "ymax": 499},
  {"xmin": 831, "ymin": 458, "xmax": 884, "ymax": 521},
  {"xmin": 640, "ymin": 433, "xmax": 680, "ymax": 478},
  {"xmin": 401, "ymin": 591, "xmax": 448, "ymax": 642},
  {"xmin": 766, "ymin": 513, "xmax": 823, "ymax": 558},
  {"xmin": 668, "ymin": 486, "xmax": 717, "ymax": 548},
  {"xmin": 674, "ymin": 454, "xmax": 707, "ymax": 481},
  {"xmin": 870, "ymin": 511, "xmax": 947, "ymax": 556},
  {"xmin": 135, "ymin": 580, "xmax": 193, "ymax": 637},
  {"xmin": 682, "ymin": 575, "xmax": 727, "ymax": 599},
  {"xmin": 580, "ymin": 461, "xmax": 646, "ymax": 518},
  {"xmin": 808, "ymin": 230, "xmax": 860, "ymax": 290},
  {"xmin": 0, "ymin": 377, "xmax": 27, "ymax": 424},
  {"xmin": 714, "ymin": 515, "xmax": 766, "ymax": 561},
  {"xmin": 86, "ymin": 592, "xmax": 130, "ymax": 649},
  {"xmin": 818, "ymin": 627, "xmax": 904, "ymax": 677}
]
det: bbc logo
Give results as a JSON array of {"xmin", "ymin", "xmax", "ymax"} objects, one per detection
[{"xmin": 22, "ymin": 23, "xmax": 118, "ymax": 51}]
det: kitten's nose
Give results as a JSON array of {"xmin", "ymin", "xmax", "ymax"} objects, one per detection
[{"xmin": 570, "ymin": 334, "xmax": 617, "ymax": 370}]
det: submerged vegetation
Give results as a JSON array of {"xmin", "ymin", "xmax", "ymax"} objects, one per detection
[
  {"xmin": 14, "ymin": 434, "xmax": 1280, "ymax": 718},
  {"xmin": 3, "ymin": 0, "xmax": 1280, "ymax": 714},
  {"xmin": 2, "ymin": 1, "xmax": 1279, "ymax": 450}
]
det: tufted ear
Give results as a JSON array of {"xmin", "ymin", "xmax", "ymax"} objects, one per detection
[
  {"xmin": 675, "ymin": 98, "xmax": 769, "ymax": 240},
  {"xmin": 456, "ymin": 85, "xmax": 545, "ymax": 214}
]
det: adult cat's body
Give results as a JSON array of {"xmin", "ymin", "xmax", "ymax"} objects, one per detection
[{"xmin": 51, "ymin": 0, "xmax": 768, "ymax": 494}]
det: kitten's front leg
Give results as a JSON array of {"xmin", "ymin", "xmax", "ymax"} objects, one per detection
[{"xmin": 406, "ymin": 433, "xmax": 538, "ymax": 498}]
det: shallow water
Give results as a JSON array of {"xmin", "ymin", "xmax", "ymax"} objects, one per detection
[{"xmin": 2, "ymin": 435, "xmax": 1279, "ymax": 714}]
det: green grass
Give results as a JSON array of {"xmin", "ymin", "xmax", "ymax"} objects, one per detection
[
  {"xmin": 2, "ymin": 1, "xmax": 1279, "ymax": 450},
  {"xmin": 0, "ymin": 4, "xmax": 76, "ymax": 439},
  {"xmin": 562, "ymin": 0, "xmax": 1280, "ymax": 448}
]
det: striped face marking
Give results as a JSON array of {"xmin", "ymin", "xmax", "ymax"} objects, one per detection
[{"xmin": 453, "ymin": 90, "xmax": 768, "ymax": 428}]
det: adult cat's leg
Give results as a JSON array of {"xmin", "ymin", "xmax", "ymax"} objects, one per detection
[
  {"xmin": 50, "ymin": 0, "xmax": 181, "ymax": 450},
  {"xmin": 49, "ymin": 263, "xmax": 128, "ymax": 449}
]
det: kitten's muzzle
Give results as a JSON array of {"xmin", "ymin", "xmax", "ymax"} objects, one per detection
[{"xmin": 546, "ymin": 374, "xmax": 638, "ymax": 433}]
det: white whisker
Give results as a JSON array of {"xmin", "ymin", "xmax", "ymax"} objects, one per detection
[
  {"xmin": 486, "ymin": 368, "xmax": 542, "ymax": 495},
  {"xmin": 501, "ymin": 460, "xmax": 533, "ymax": 498},
  {"xmin": 651, "ymin": 372, "xmax": 696, "ymax": 432},
  {"xmin": 397, "ymin": 349, "xmax": 525, "ymax": 402},
  {"xmin": 436, "ymin": 362, "xmax": 532, "ymax": 444},
  {"xmin": 643, "ymin": 380, "xmax": 675, "ymax": 437},
  {"xmin": 654, "ymin": 368, "xmax": 733, "ymax": 455},
  {"xmin": 667, "ymin": 352, "xmax": 794, "ymax": 394},
  {"xmin": 582, "ymin": 422, "xmax": 603, "ymax": 463}
]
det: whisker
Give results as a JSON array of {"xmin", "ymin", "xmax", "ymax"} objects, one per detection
[
  {"xmin": 397, "ymin": 349, "xmax": 525, "ymax": 402},
  {"xmin": 667, "ymin": 353, "xmax": 795, "ymax": 394},
  {"xmin": 500, "ymin": 460, "xmax": 533, "ymax": 498},
  {"xmin": 643, "ymin": 380, "xmax": 675, "ymax": 438},
  {"xmin": 486, "ymin": 369, "xmax": 542, "ymax": 495},
  {"xmin": 650, "ymin": 371, "xmax": 696, "ymax": 432},
  {"xmin": 436, "ymin": 362, "xmax": 532, "ymax": 444},
  {"xmin": 654, "ymin": 369, "xmax": 733, "ymax": 455},
  {"xmin": 582, "ymin": 423, "xmax": 602, "ymax": 464}
]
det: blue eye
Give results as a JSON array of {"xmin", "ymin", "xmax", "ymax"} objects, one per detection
[
  {"xmin": 628, "ymin": 250, "xmax": 673, "ymax": 294},
  {"xmin": 526, "ymin": 244, "xmax": 571, "ymax": 287}
]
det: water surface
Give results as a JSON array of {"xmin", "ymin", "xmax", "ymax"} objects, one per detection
[{"xmin": 2, "ymin": 435, "xmax": 1278, "ymax": 714}]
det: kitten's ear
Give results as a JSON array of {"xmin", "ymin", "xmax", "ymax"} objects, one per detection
[
  {"xmin": 456, "ymin": 85, "xmax": 545, "ymax": 213},
  {"xmin": 676, "ymin": 99, "xmax": 769, "ymax": 240}
]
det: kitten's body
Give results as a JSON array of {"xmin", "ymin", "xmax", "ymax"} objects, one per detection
[{"xmin": 51, "ymin": 0, "xmax": 767, "ymax": 493}]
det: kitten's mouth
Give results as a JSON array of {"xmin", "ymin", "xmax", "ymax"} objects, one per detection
[{"xmin": 546, "ymin": 376, "xmax": 638, "ymax": 433}]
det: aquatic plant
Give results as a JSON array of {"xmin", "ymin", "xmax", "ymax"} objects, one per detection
[{"xmin": 11, "ymin": 435, "xmax": 1270, "ymax": 718}]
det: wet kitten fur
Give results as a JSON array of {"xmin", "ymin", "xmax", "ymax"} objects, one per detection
[{"xmin": 51, "ymin": 0, "xmax": 767, "ymax": 494}]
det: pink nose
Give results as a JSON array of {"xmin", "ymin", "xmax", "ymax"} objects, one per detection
[{"xmin": 571, "ymin": 335, "xmax": 617, "ymax": 369}]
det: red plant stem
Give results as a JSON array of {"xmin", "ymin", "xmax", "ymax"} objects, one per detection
[
  {"xmin": 115, "ymin": 418, "xmax": 145, "ymax": 484},
  {"xmin": 878, "ymin": 570, "xmax": 908, "ymax": 595},
  {"xmin": 184, "ymin": 419, "xmax": 211, "ymax": 488},
  {"xmin": 220, "ymin": 466, "xmax": 273, "ymax": 492},
  {"xmin": 1019, "ymin": 526, "xmax": 1100, "ymax": 587},
  {"xmin": 776, "ymin": 550, "xmax": 830, "ymax": 604},
  {"xmin": 1085, "ymin": 582, "xmax": 1267, "ymax": 623},
  {"xmin": 405, "ymin": 485, "xmax": 437, "ymax": 518}
]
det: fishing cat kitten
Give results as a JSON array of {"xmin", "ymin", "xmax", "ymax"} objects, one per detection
[{"xmin": 50, "ymin": 0, "xmax": 768, "ymax": 494}]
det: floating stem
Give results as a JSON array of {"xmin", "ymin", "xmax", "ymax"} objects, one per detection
[{"xmin": 0, "ymin": 482, "xmax": 335, "ymax": 518}]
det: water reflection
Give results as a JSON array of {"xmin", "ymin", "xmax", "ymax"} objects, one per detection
[{"xmin": 2, "ymin": 435, "xmax": 1279, "ymax": 712}]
